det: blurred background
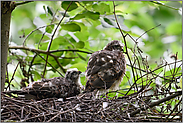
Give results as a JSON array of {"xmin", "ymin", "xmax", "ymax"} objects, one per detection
[{"xmin": 7, "ymin": 1, "xmax": 182, "ymax": 91}]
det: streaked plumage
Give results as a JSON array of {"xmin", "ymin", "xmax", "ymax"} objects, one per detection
[
  {"xmin": 85, "ymin": 40, "xmax": 126, "ymax": 94},
  {"xmin": 4, "ymin": 68, "xmax": 82, "ymax": 100}
]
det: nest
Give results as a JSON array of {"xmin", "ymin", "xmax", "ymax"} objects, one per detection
[{"xmin": 1, "ymin": 88, "xmax": 182, "ymax": 122}]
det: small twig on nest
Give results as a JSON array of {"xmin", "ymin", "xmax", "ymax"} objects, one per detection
[
  {"xmin": 130, "ymin": 91, "xmax": 182, "ymax": 117},
  {"xmin": 47, "ymin": 104, "xmax": 80, "ymax": 122}
]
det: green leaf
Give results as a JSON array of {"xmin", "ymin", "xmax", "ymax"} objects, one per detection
[
  {"xmin": 92, "ymin": 3, "xmax": 110, "ymax": 14},
  {"xmin": 39, "ymin": 41, "xmax": 49, "ymax": 51},
  {"xmin": 50, "ymin": 39, "xmax": 60, "ymax": 50},
  {"xmin": 61, "ymin": 23, "xmax": 81, "ymax": 32},
  {"xmin": 32, "ymin": 70, "xmax": 42, "ymax": 80},
  {"xmin": 75, "ymin": 31, "xmax": 89, "ymax": 41},
  {"xmin": 85, "ymin": 11, "xmax": 100, "ymax": 20},
  {"xmin": 82, "ymin": 1, "xmax": 93, "ymax": 5},
  {"xmin": 71, "ymin": 11, "xmax": 100, "ymax": 20},
  {"xmin": 101, "ymin": 15, "xmax": 130, "ymax": 31},
  {"xmin": 60, "ymin": 52, "xmax": 74, "ymax": 66},
  {"xmin": 52, "ymin": 36, "xmax": 68, "ymax": 45},
  {"xmin": 43, "ymin": 5, "xmax": 46, "ymax": 13},
  {"xmin": 70, "ymin": 14, "xmax": 85, "ymax": 20},
  {"xmin": 47, "ymin": 6, "xmax": 54, "ymax": 16},
  {"xmin": 70, "ymin": 62, "xmax": 87, "ymax": 72},
  {"xmin": 77, "ymin": 53, "xmax": 86, "ymax": 61},
  {"xmin": 104, "ymin": 17, "xmax": 113, "ymax": 26},
  {"xmin": 76, "ymin": 41, "xmax": 85, "ymax": 49},
  {"xmin": 166, "ymin": 21, "xmax": 182, "ymax": 35},
  {"xmin": 45, "ymin": 25, "xmax": 54, "ymax": 33},
  {"xmin": 61, "ymin": 1, "xmax": 78, "ymax": 12}
]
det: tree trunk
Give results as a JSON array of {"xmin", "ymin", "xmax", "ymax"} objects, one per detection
[{"xmin": 1, "ymin": 1, "xmax": 15, "ymax": 91}]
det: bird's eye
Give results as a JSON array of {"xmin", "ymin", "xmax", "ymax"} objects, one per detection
[
  {"xmin": 72, "ymin": 71, "xmax": 77, "ymax": 75},
  {"xmin": 113, "ymin": 45, "xmax": 121, "ymax": 50}
]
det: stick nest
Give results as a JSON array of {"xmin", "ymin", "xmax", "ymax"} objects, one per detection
[{"xmin": 1, "ymin": 88, "xmax": 182, "ymax": 122}]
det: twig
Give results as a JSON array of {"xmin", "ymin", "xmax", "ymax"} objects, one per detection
[
  {"xmin": 130, "ymin": 91, "xmax": 182, "ymax": 116},
  {"xmin": 22, "ymin": 23, "xmax": 58, "ymax": 46},
  {"xmin": 47, "ymin": 104, "xmax": 79, "ymax": 122},
  {"xmin": 136, "ymin": 24, "xmax": 161, "ymax": 41},
  {"xmin": 27, "ymin": 54, "xmax": 38, "ymax": 82},
  {"xmin": 9, "ymin": 46, "xmax": 65, "ymax": 77},
  {"xmin": 165, "ymin": 98, "xmax": 182, "ymax": 121},
  {"xmin": 150, "ymin": 1, "xmax": 180, "ymax": 10},
  {"xmin": 34, "ymin": 51, "xmax": 64, "ymax": 77},
  {"xmin": 50, "ymin": 49, "xmax": 92, "ymax": 54},
  {"xmin": 14, "ymin": 1, "xmax": 33, "ymax": 7},
  {"xmin": 43, "ymin": 1, "xmax": 73, "ymax": 78},
  {"xmin": 113, "ymin": 1, "xmax": 137, "ymax": 95},
  {"xmin": 9, "ymin": 46, "xmax": 92, "ymax": 55},
  {"xmin": 7, "ymin": 62, "xmax": 20, "ymax": 90}
]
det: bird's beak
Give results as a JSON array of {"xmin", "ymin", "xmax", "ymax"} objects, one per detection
[{"xmin": 78, "ymin": 71, "xmax": 82, "ymax": 74}]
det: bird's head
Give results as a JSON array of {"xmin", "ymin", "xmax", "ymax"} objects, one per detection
[
  {"xmin": 103, "ymin": 40, "xmax": 124, "ymax": 52},
  {"xmin": 65, "ymin": 68, "xmax": 81, "ymax": 83}
]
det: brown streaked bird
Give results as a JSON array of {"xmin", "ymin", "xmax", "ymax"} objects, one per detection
[
  {"xmin": 85, "ymin": 40, "xmax": 126, "ymax": 95},
  {"xmin": 4, "ymin": 68, "xmax": 82, "ymax": 100}
]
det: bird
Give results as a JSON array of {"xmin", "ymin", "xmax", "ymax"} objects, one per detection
[
  {"xmin": 84, "ymin": 40, "xmax": 126, "ymax": 95},
  {"xmin": 3, "ymin": 68, "xmax": 82, "ymax": 100}
]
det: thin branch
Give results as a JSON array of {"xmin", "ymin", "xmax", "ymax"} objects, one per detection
[
  {"xmin": 22, "ymin": 23, "xmax": 58, "ymax": 46},
  {"xmin": 165, "ymin": 98, "xmax": 182, "ymax": 121},
  {"xmin": 43, "ymin": 1, "xmax": 73, "ymax": 78},
  {"xmin": 27, "ymin": 54, "xmax": 38, "ymax": 82},
  {"xmin": 9, "ymin": 46, "xmax": 60, "ymax": 58},
  {"xmin": 47, "ymin": 104, "xmax": 79, "ymax": 122},
  {"xmin": 136, "ymin": 24, "xmax": 161, "ymax": 41},
  {"xmin": 113, "ymin": 1, "xmax": 137, "ymax": 95},
  {"xmin": 130, "ymin": 90, "xmax": 182, "ymax": 117},
  {"xmin": 34, "ymin": 51, "xmax": 64, "ymax": 77},
  {"xmin": 150, "ymin": 1, "xmax": 180, "ymax": 10},
  {"xmin": 14, "ymin": 1, "xmax": 33, "ymax": 7},
  {"xmin": 50, "ymin": 49, "xmax": 92, "ymax": 54},
  {"xmin": 9, "ymin": 62, "xmax": 20, "ymax": 84},
  {"xmin": 9, "ymin": 46, "xmax": 92, "ymax": 55}
]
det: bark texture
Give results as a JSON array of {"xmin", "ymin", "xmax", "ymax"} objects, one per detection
[{"xmin": 1, "ymin": 1, "xmax": 15, "ymax": 91}]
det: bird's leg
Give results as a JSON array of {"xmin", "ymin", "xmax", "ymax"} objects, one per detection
[
  {"xmin": 95, "ymin": 90, "xmax": 100, "ymax": 98},
  {"xmin": 103, "ymin": 80, "xmax": 109, "ymax": 98}
]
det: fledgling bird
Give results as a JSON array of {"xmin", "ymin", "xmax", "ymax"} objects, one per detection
[
  {"xmin": 85, "ymin": 40, "xmax": 126, "ymax": 95},
  {"xmin": 4, "ymin": 68, "xmax": 82, "ymax": 100}
]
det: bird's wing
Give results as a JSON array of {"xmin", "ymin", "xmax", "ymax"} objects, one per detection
[{"xmin": 85, "ymin": 50, "xmax": 126, "ymax": 91}]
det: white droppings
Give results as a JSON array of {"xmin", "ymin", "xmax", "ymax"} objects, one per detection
[
  {"xmin": 57, "ymin": 98, "xmax": 63, "ymax": 101},
  {"xmin": 101, "ymin": 57, "xmax": 105, "ymax": 61},
  {"xmin": 109, "ymin": 59, "xmax": 113, "ymax": 63},
  {"xmin": 103, "ymin": 102, "xmax": 108, "ymax": 109},
  {"xmin": 107, "ymin": 55, "xmax": 112, "ymax": 59},
  {"xmin": 76, "ymin": 104, "xmax": 81, "ymax": 111}
]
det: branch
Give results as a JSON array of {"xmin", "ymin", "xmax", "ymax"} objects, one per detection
[
  {"xmin": 50, "ymin": 49, "xmax": 92, "ymax": 54},
  {"xmin": 9, "ymin": 46, "xmax": 92, "ymax": 55},
  {"xmin": 47, "ymin": 104, "xmax": 79, "ymax": 122},
  {"xmin": 9, "ymin": 46, "xmax": 65, "ymax": 77},
  {"xmin": 150, "ymin": 1, "xmax": 180, "ymax": 10},
  {"xmin": 130, "ymin": 91, "xmax": 182, "ymax": 117},
  {"xmin": 136, "ymin": 24, "xmax": 161, "ymax": 41},
  {"xmin": 113, "ymin": 1, "xmax": 137, "ymax": 95},
  {"xmin": 43, "ymin": 1, "xmax": 73, "ymax": 77},
  {"xmin": 23, "ymin": 23, "xmax": 58, "ymax": 46},
  {"xmin": 14, "ymin": 1, "xmax": 33, "ymax": 7},
  {"xmin": 34, "ymin": 51, "xmax": 64, "ymax": 77}
]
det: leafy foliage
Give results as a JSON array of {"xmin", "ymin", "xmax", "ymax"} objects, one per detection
[{"xmin": 8, "ymin": 1, "xmax": 182, "ymax": 95}]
